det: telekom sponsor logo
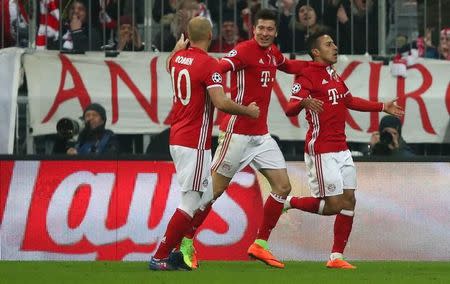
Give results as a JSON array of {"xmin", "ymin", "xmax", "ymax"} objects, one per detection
[{"xmin": 0, "ymin": 161, "xmax": 263, "ymax": 261}]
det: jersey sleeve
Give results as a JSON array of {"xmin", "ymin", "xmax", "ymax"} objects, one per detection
[
  {"xmin": 278, "ymin": 59, "xmax": 309, "ymax": 75},
  {"xmin": 273, "ymin": 45, "xmax": 287, "ymax": 66},
  {"xmin": 219, "ymin": 43, "xmax": 247, "ymax": 72},
  {"xmin": 344, "ymin": 92, "xmax": 384, "ymax": 112},
  {"xmin": 285, "ymin": 75, "xmax": 313, "ymax": 116},
  {"xmin": 204, "ymin": 59, "xmax": 224, "ymax": 89}
]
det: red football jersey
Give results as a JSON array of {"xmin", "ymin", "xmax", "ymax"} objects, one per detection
[
  {"xmin": 290, "ymin": 62, "xmax": 382, "ymax": 154},
  {"xmin": 219, "ymin": 39, "xmax": 286, "ymax": 135},
  {"xmin": 169, "ymin": 47, "xmax": 223, "ymax": 149}
]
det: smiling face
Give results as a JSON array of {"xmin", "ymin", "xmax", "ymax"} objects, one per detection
[
  {"xmin": 312, "ymin": 34, "xmax": 338, "ymax": 64},
  {"xmin": 253, "ymin": 19, "xmax": 277, "ymax": 48}
]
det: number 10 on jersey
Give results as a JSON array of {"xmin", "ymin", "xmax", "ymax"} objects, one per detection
[{"xmin": 171, "ymin": 67, "xmax": 192, "ymax": 106}]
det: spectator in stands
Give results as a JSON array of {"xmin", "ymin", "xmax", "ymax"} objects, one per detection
[
  {"xmin": 333, "ymin": 0, "xmax": 384, "ymax": 55},
  {"xmin": 154, "ymin": 0, "xmax": 200, "ymax": 51},
  {"xmin": 51, "ymin": 0, "xmax": 101, "ymax": 51},
  {"xmin": 152, "ymin": 0, "xmax": 176, "ymax": 25},
  {"xmin": 438, "ymin": 27, "xmax": 450, "ymax": 60},
  {"xmin": 209, "ymin": 13, "xmax": 244, "ymax": 53},
  {"xmin": 414, "ymin": 28, "xmax": 439, "ymax": 59},
  {"xmin": 209, "ymin": 0, "xmax": 248, "ymax": 40},
  {"xmin": 241, "ymin": 0, "xmax": 261, "ymax": 39},
  {"xmin": 97, "ymin": 0, "xmax": 123, "ymax": 48},
  {"xmin": 66, "ymin": 103, "xmax": 118, "ymax": 155},
  {"xmin": 279, "ymin": 2, "xmax": 330, "ymax": 53},
  {"xmin": 0, "ymin": 0, "xmax": 29, "ymax": 48},
  {"xmin": 114, "ymin": 15, "xmax": 143, "ymax": 51},
  {"xmin": 369, "ymin": 115, "xmax": 415, "ymax": 157}
]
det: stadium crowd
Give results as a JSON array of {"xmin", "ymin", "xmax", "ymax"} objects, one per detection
[
  {"xmin": 1, "ymin": 0, "xmax": 449, "ymax": 59},
  {"xmin": 1, "ymin": 0, "xmax": 449, "ymax": 157}
]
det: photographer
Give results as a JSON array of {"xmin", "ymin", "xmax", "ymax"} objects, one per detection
[
  {"xmin": 370, "ymin": 115, "xmax": 415, "ymax": 157},
  {"xmin": 66, "ymin": 103, "xmax": 118, "ymax": 155}
]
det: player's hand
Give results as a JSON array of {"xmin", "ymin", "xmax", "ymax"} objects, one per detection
[
  {"xmin": 173, "ymin": 33, "xmax": 189, "ymax": 53},
  {"xmin": 247, "ymin": 102, "xmax": 260, "ymax": 118},
  {"xmin": 383, "ymin": 98, "xmax": 404, "ymax": 117},
  {"xmin": 301, "ymin": 98, "xmax": 323, "ymax": 113}
]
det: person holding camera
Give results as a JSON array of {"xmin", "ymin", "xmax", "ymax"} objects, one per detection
[
  {"xmin": 369, "ymin": 115, "xmax": 415, "ymax": 157},
  {"xmin": 66, "ymin": 103, "xmax": 118, "ymax": 155}
]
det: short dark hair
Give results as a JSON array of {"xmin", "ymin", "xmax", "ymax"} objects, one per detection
[
  {"xmin": 253, "ymin": 9, "xmax": 278, "ymax": 27},
  {"xmin": 306, "ymin": 31, "xmax": 331, "ymax": 59}
]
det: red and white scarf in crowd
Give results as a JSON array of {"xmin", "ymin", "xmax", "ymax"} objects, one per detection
[
  {"xmin": 1, "ymin": 0, "xmax": 29, "ymax": 46},
  {"xmin": 36, "ymin": 0, "xmax": 60, "ymax": 50}
]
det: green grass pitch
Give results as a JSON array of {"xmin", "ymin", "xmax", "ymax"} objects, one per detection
[{"xmin": 1, "ymin": 261, "xmax": 449, "ymax": 283}]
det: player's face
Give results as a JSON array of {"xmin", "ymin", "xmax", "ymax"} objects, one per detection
[
  {"xmin": 315, "ymin": 35, "xmax": 338, "ymax": 64},
  {"xmin": 253, "ymin": 19, "xmax": 277, "ymax": 48}
]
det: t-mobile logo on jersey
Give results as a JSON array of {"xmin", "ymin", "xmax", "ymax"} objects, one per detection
[
  {"xmin": 260, "ymin": 71, "xmax": 272, "ymax": 87},
  {"xmin": 328, "ymin": 88, "xmax": 348, "ymax": 105},
  {"xmin": 328, "ymin": 88, "xmax": 339, "ymax": 105}
]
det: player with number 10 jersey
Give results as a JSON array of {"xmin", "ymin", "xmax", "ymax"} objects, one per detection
[{"xmin": 169, "ymin": 47, "xmax": 223, "ymax": 150}]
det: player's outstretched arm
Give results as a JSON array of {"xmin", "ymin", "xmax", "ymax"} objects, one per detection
[
  {"xmin": 208, "ymin": 87, "xmax": 260, "ymax": 118},
  {"xmin": 165, "ymin": 34, "xmax": 189, "ymax": 72},
  {"xmin": 278, "ymin": 59, "xmax": 309, "ymax": 74},
  {"xmin": 383, "ymin": 99, "xmax": 405, "ymax": 117}
]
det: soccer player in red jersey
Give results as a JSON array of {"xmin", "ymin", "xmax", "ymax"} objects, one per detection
[
  {"xmin": 149, "ymin": 16, "xmax": 260, "ymax": 271},
  {"xmin": 283, "ymin": 31, "xmax": 404, "ymax": 269},
  {"xmin": 194, "ymin": 9, "xmax": 309, "ymax": 269}
]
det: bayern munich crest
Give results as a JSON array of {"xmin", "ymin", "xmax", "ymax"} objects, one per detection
[
  {"xmin": 212, "ymin": 72, "xmax": 222, "ymax": 83},
  {"xmin": 292, "ymin": 83, "xmax": 301, "ymax": 94},
  {"xmin": 227, "ymin": 49, "xmax": 237, "ymax": 57}
]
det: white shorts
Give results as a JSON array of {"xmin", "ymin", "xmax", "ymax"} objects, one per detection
[
  {"xmin": 212, "ymin": 132, "xmax": 286, "ymax": 178},
  {"xmin": 304, "ymin": 150, "xmax": 356, "ymax": 198},
  {"xmin": 170, "ymin": 145, "xmax": 212, "ymax": 192}
]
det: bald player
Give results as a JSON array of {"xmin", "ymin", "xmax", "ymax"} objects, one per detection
[{"xmin": 149, "ymin": 17, "xmax": 260, "ymax": 271}]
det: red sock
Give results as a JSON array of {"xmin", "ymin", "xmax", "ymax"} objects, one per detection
[
  {"xmin": 185, "ymin": 204, "xmax": 212, "ymax": 239},
  {"xmin": 290, "ymin": 197, "xmax": 322, "ymax": 214},
  {"xmin": 256, "ymin": 193, "xmax": 285, "ymax": 241},
  {"xmin": 153, "ymin": 209, "xmax": 192, "ymax": 259},
  {"xmin": 332, "ymin": 213, "xmax": 354, "ymax": 253}
]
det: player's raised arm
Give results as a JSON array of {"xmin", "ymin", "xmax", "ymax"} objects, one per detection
[
  {"xmin": 208, "ymin": 86, "xmax": 260, "ymax": 118},
  {"xmin": 166, "ymin": 33, "xmax": 189, "ymax": 72}
]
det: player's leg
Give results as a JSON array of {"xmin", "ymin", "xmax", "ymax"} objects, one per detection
[
  {"xmin": 327, "ymin": 151, "xmax": 357, "ymax": 269},
  {"xmin": 284, "ymin": 152, "xmax": 330, "ymax": 214},
  {"xmin": 326, "ymin": 188, "xmax": 356, "ymax": 269},
  {"xmin": 181, "ymin": 183, "xmax": 215, "ymax": 269},
  {"xmin": 285, "ymin": 152, "xmax": 351, "ymax": 215},
  {"xmin": 211, "ymin": 132, "xmax": 250, "ymax": 199},
  {"xmin": 151, "ymin": 191, "xmax": 200, "ymax": 269},
  {"xmin": 149, "ymin": 146, "xmax": 207, "ymax": 271},
  {"xmin": 247, "ymin": 135, "xmax": 289, "ymax": 268}
]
